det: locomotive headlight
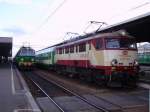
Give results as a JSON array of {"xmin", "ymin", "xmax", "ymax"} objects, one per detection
[
  {"xmin": 134, "ymin": 60, "xmax": 139, "ymax": 66},
  {"xmin": 21, "ymin": 58, "xmax": 24, "ymax": 61},
  {"xmin": 31, "ymin": 58, "xmax": 34, "ymax": 62},
  {"xmin": 111, "ymin": 59, "xmax": 118, "ymax": 66}
]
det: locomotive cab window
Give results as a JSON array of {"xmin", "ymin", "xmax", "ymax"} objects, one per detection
[
  {"xmin": 95, "ymin": 39, "xmax": 102, "ymax": 50},
  {"xmin": 106, "ymin": 39, "xmax": 119, "ymax": 48},
  {"xmin": 106, "ymin": 38, "xmax": 137, "ymax": 49}
]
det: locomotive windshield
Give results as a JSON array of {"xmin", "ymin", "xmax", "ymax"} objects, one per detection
[
  {"xmin": 105, "ymin": 38, "xmax": 137, "ymax": 49},
  {"xmin": 20, "ymin": 48, "xmax": 35, "ymax": 56}
]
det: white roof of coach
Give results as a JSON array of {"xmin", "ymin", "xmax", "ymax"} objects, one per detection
[{"xmin": 36, "ymin": 46, "xmax": 55, "ymax": 55}]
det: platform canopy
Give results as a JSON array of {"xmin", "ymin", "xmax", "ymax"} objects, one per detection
[
  {"xmin": 98, "ymin": 12, "xmax": 150, "ymax": 43},
  {"xmin": 0, "ymin": 37, "xmax": 12, "ymax": 57}
]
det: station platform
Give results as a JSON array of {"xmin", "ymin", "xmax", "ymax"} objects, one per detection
[{"xmin": 0, "ymin": 63, "xmax": 40, "ymax": 112}]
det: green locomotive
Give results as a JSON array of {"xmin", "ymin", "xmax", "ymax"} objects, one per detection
[{"xmin": 14, "ymin": 46, "xmax": 35, "ymax": 69}]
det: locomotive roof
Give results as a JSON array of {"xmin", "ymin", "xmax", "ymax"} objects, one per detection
[
  {"xmin": 56, "ymin": 31, "xmax": 134, "ymax": 48},
  {"xmin": 15, "ymin": 46, "xmax": 35, "ymax": 57},
  {"xmin": 19, "ymin": 46, "xmax": 34, "ymax": 51},
  {"xmin": 36, "ymin": 30, "xmax": 134, "ymax": 52}
]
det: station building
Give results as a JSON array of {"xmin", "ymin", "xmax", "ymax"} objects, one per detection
[
  {"xmin": 0, "ymin": 37, "xmax": 12, "ymax": 62},
  {"xmin": 138, "ymin": 43, "xmax": 150, "ymax": 54}
]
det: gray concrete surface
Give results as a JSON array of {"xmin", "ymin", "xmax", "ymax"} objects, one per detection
[
  {"xmin": 0, "ymin": 63, "xmax": 40, "ymax": 112},
  {"xmin": 95, "ymin": 93, "xmax": 147, "ymax": 108},
  {"xmin": 83, "ymin": 94, "xmax": 121, "ymax": 111},
  {"xmin": 36, "ymin": 97, "xmax": 61, "ymax": 112},
  {"xmin": 37, "ymin": 96, "xmax": 100, "ymax": 112}
]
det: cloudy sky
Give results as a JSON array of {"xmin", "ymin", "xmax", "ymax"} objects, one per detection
[{"xmin": 0, "ymin": 0, "xmax": 149, "ymax": 56}]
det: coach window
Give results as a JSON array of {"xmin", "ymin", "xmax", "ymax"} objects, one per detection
[
  {"xmin": 70, "ymin": 45, "xmax": 74, "ymax": 53},
  {"xmin": 59, "ymin": 48, "xmax": 62, "ymax": 54},
  {"xmin": 65, "ymin": 47, "xmax": 69, "ymax": 54},
  {"xmin": 49, "ymin": 52, "xmax": 51, "ymax": 59},
  {"xmin": 46, "ymin": 53, "xmax": 49, "ymax": 59},
  {"xmin": 79, "ymin": 43, "xmax": 86, "ymax": 52},
  {"xmin": 89, "ymin": 42, "xmax": 91, "ymax": 50},
  {"xmin": 95, "ymin": 39, "xmax": 102, "ymax": 50},
  {"xmin": 76, "ymin": 45, "xmax": 78, "ymax": 52}
]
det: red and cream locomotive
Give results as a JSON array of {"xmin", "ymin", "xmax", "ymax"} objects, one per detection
[{"xmin": 55, "ymin": 31, "xmax": 139, "ymax": 86}]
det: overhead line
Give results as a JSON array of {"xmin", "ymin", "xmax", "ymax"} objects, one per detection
[
  {"xmin": 33, "ymin": 0, "xmax": 67, "ymax": 34},
  {"xmin": 130, "ymin": 2, "xmax": 150, "ymax": 11},
  {"xmin": 108, "ymin": 2, "xmax": 150, "ymax": 22}
]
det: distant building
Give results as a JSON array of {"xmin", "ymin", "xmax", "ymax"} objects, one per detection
[
  {"xmin": 0, "ymin": 37, "xmax": 12, "ymax": 63},
  {"xmin": 138, "ymin": 43, "xmax": 150, "ymax": 54}
]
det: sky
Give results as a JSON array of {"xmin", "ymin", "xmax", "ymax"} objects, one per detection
[{"xmin": 0, "ymin": 0, "xmax": 149, "ymax": 56}]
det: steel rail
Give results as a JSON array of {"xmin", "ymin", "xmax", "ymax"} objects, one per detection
[
  {"xmin": 35, "ymin": 72, "xmax": 110, "ymax": 112},
  {"xmin": 26, "ymin": 75, "xmax": 65, "ymax": 112}
]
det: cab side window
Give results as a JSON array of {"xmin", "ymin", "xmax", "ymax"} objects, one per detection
[{"xmin": 95, "ymin": 39, "xmax": 102, "ymax": 50}]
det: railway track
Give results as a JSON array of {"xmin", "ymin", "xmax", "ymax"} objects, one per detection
[
  {"xmin": 22, "ymin": 71, "xmax": 113, "ymax": 112},
  {"xmin": 34, "ymin": 69, "xmax": 149, "ymax": 112},
  {"xmin": 21, "ymin": 70, "xmax": 149, "ymax": 112}
]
